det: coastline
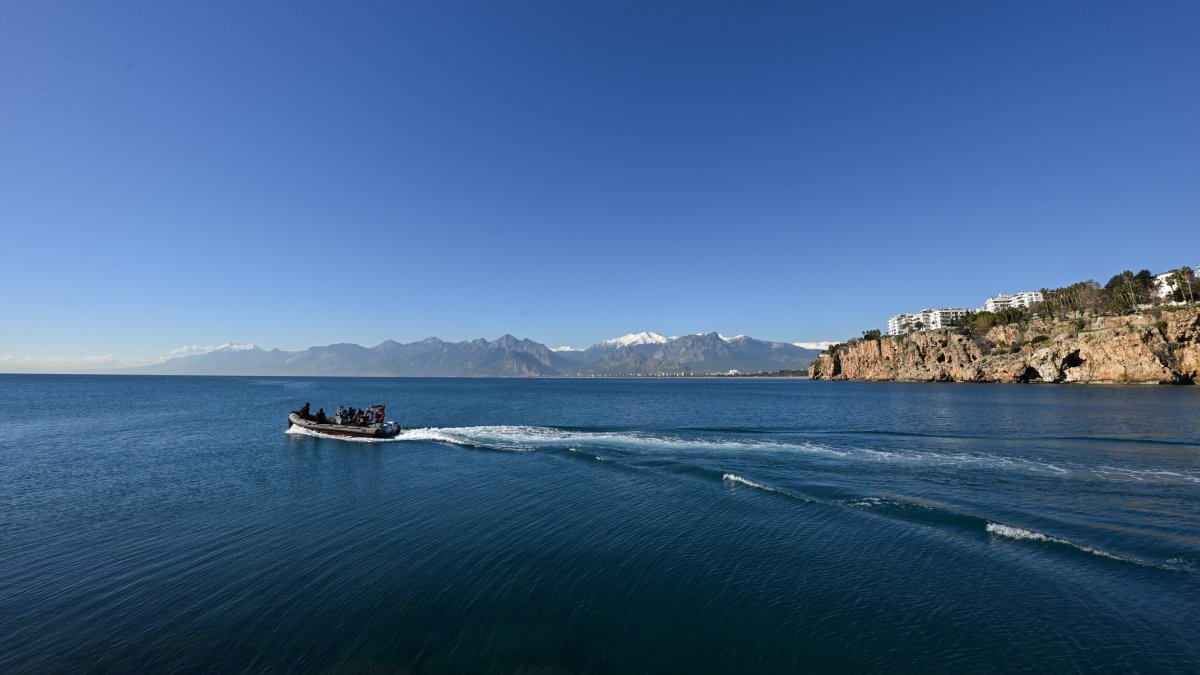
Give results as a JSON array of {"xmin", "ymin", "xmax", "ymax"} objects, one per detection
[{"xmin": 809, "ymin": 305, "xmax": 1199, "ymax": 385}]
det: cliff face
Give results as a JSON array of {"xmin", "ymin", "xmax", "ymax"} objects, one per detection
[{"xmin": 809, "ymin": 307, "xmax": 1200, "ymax": 384}]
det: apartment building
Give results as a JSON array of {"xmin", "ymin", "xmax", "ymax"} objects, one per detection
[
  {"xmin": 887, "ymin": 307, "xmax": 971, "ymax": 335},
  {"xmin": 983, "ymin": 291, "xmax": 1043, "ymax": 313},
  {"xmin": 1154, "ymin": 266, "xmax": 1198, "ymax": 299}
]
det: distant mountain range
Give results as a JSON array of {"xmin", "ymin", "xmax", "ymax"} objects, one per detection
[{"xmin": 128, "ymin": 332, "xmax": 823, "ymax": 377}]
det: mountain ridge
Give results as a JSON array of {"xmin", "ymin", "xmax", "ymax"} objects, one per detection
[{"xmin": 128, "ymin": 332, "xmax": 823, "ymax": 377}]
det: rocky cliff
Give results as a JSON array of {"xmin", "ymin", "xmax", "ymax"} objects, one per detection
[{"xmin": 809, "ymin": 306, "xmax": 1200, "ymax": 384}]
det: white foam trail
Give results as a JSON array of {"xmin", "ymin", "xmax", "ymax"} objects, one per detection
[
  {"xmin": 431, "ymin": 426, "xmax": 1020, "ymax": 474},
  {"xmin": 393, "ymin": 427, "xmax": 480, "ymax": 445},
  {"xmin": 986, "ymin": 523, "xmax": 1051, "ymax": 542},
  {"xmin": 290, "ymin": 424, "xmax": 1178, "ymax": 484},
  {"xmin": 389, "ymin": 425, "xmax": 806, "ymax": 454},
  {"xmin": 374, "ymin": 425, "xmax": 864, "ymax": 460},
  {"xmin": 722, "ymin": 473, "xmax": 788, "ymax": 496},
  {"xmin": 986, "ymin": 522, "xmax": 1142, "ymax": 565},
  {"xmin": 1092, "ymin": 466, "xmax": 1200, "ymax": 484}
]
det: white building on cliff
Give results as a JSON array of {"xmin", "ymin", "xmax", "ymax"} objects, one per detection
[
  {"xmin": 1154, "ymin": 266, "xmax": 1198, "ymax": 299},
  {"xmin": 887, "ymin": 307, "xmax": 971, "ymax": 335},
  {"xmin": 982, "ymin": 291, "xmax": 1043, "ymax": 313}
]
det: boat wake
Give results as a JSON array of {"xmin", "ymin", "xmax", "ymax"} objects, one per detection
[
  {"xmin": 285, "ymin": 422, "xmax": 1194, "ymax": 572},
  {"xmin": 714, "ymin": 472, "xmax": 1186, "ymax": 571},
  {"xmin": 393, "ymin": 425, "xmax": 816, "ymax": 454},
  {"xmin": 381, "ymin": 425, "xmax": 1200, "ymax": 481},
  {"xmin": 287, "ymin": 423, "xmax": 1200, "ymax": 486},
  {"xmin": 985, "ymin": 522, "xmax": 1152, "ymax": 566},
  {"xmin": 722, "ymin": 473, "xmax": 793, "ymax": 497}
]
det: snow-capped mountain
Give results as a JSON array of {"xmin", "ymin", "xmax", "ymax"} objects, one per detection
[
  {"xmin": 129, "ymin": 332, "xmax": 826, "ymax": 376},
  {"xmin": 169, "ymin": 342, "xmax": 257, "ymax": 356},
  {"xmin": 593, "ymin": 331, "xmax": 671, "ymax": 349},
  {"xmin": 589, "ymin": 332, "xmax": 820, "ymax": 374}
]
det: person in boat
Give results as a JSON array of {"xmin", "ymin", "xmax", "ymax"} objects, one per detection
[
  {"xmin": 315, "ymin": 408, "xmax": 327, "ymax": 424},
  {"xmin": 335, "ymin": 405, "xmax": 346, "ymax": 424},
  {"xmin": 298, "ymin": 402, "xmax": 311, "ymax": 420}
]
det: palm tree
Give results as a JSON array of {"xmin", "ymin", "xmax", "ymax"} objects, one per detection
[
  {"xmin": 1105, "ymin": 270, "xmax": 1140, "ymax": 311},
  {"xmin": 1173, "ymin": 266, "xmax": 1197, "ymax": 304}
]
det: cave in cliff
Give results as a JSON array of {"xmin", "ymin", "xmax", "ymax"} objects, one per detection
[{"xmin": 1063, "ymin": 351, "xmax": 1084, "ymax": 369}]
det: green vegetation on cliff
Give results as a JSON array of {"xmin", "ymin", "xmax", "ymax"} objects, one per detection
[
  {"xmin": 812, "ymin": 264, "xmax": 1200, "ymax": 384},
  {"xmin": 811, "ymin": 305, "xmax": 1200, "ymax": 384}
]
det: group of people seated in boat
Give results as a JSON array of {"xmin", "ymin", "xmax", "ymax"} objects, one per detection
[
  {"xmin": 295, "ymin": 402, "xmax": 384, "ymax": 427},
  {"xmin": 335, "ymin": 405, "xmax": 383, "ymax": 426}
]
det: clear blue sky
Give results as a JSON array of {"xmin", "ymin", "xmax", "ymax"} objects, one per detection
[{"xmin": 2, "ymin": 1, "xmax": 1198, "ymax": 367}]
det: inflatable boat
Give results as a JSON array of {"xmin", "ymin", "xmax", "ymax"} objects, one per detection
[{"xmin": 287, "ymin": 404, "xmax": 402, "ymax": 439}]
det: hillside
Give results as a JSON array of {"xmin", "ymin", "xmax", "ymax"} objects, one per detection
[{"xmin": 809, "ymin": 306, "xmax": 1200, "ymax": 384}]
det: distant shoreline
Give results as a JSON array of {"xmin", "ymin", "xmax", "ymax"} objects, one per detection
[
  {"xmin": 565, "ymin": 371, "xmax": 809, "ymax": 379},
  {"xmin": 0, "ymin": 371, "xmax": 810, "ymax": 379}
]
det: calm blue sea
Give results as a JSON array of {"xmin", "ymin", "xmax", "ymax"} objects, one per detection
[{"xmin": 1, "ymin": 375, "xmax": 1198, "ymax": 672}]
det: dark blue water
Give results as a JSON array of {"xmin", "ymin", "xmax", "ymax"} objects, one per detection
[{"xmin": 2, "ymin": 376, "xmax": 1198, "ymax": 672}]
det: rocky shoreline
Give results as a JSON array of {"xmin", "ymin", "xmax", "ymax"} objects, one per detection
[{"xmin": 808, "ymin": 306, "xmax": 1200, "ymax": 384}]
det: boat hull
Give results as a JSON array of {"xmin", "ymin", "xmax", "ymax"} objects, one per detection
[{"xmin": 288, "ymin": 412, "xmax": 402, "ymax": 439}]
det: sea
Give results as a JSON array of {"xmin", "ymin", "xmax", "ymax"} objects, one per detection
[{"xmin": 1, "ymin": 375, "xmax": 1198, "ymax": 673}]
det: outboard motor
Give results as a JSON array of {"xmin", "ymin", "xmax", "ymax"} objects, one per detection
[{"xmin": 378, "ymin": 421, "xmax": 401, "ymax": 438}]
